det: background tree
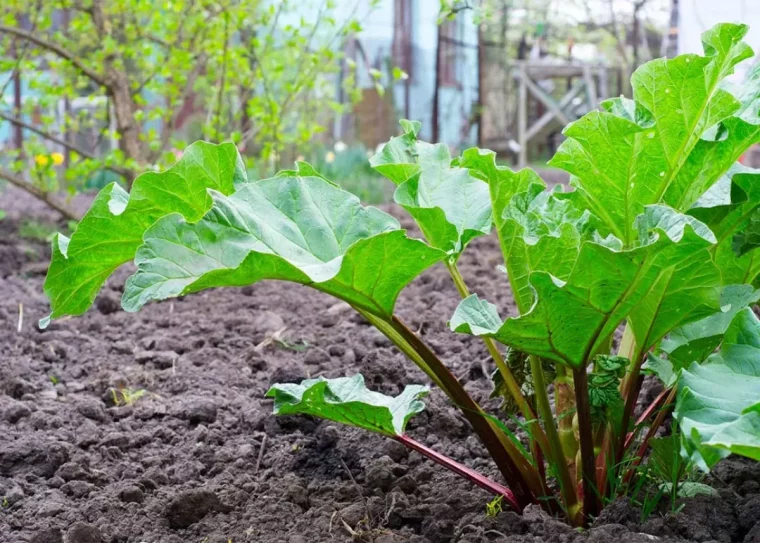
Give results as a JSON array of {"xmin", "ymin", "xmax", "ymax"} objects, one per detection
[{"xmin": 0, "ymin": 0, "xmax": 368, "ymax": 219}]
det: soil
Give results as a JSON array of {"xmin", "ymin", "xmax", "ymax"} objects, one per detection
[{"xmin": 2, "ymin": 185, "xmax": 760, "ymax": 543}]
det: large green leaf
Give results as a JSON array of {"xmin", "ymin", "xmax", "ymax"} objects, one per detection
[
  {"xmin": 549, "ymin": 23, "xmax": 755, "ymax": 247},
  {"xmin": 669, "ymin": 61, "xmax": 760, "ymax": 212},
  {"xmin": 451, "ymin": 208, "xmax": 720, "ymax": 367},
  {"xmin": 627, "ymin": 206, "xmax": 722, "ymax": 352},
  {"xmin": 660, "ymin": 284, "xmax": 760, "ymax": 368},
  {"xmin": 677, "ymin": 308, "xmax": 760, "ymax": 469},
  {"xmin": 690, "ymin": 164, "xmax": 760, "ymax": 284},
  {"xmin": 266, "ymin": 375, "xmax": 428, "ymax": 436},
  {"xmin": 122, "ymin": 175, "xmax": 444, "ymax": 318},
  {"xmin": 370, "ymin": 122, "xmax": 492, "ymax": 256},
  {"xmin": 644, "ymin": 285, "xmax": 760, "ymax": 388},
  {"xmin": 459, "ymin": 149, "xmax": 607, "ymax": 314},
  {"xmin": 41, "ymin": 142, "xmax": 247, "ymax": 326}
]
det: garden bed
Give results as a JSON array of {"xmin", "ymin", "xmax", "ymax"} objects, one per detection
[{"xmin": 1, "ymin": 188, "xmax": 759, "ymax": 543}]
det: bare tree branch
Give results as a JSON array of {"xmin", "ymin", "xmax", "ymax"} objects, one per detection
[
  {"xmin": 0, "ymin": 110, "xmax": 133, "ymax": 179},
  {"xmin": 0, "ymin": 168, "xmax": 82, "ymax": 221},
  {"xmin": 0, "ymin": 24, "xmax": 108, "ymax": 86}
]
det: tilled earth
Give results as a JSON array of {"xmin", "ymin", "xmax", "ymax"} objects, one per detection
[{"xmin": 1, "ymin": 186, "xmax": 760, "ymax": 543}]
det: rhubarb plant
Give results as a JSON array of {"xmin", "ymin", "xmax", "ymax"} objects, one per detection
[{"xmin": 41, "ymin": 22, "xmax": 760, "ymax": 527}]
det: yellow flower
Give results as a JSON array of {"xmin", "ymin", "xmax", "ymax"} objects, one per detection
[
  {"xmin": 51, "ymin": 152, "xmax": 64, "ymax": 166},
  {"xmin": 35, "ymin": 154, "xmax": 49, "ymax": 167},
  {"xmin": 325, "ymin": 151, "xmax": 335, "ymax": 164}
]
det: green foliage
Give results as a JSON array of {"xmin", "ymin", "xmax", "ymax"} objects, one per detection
[
  {"xmin": 267, "ymin": 375, "xmax": 428, "ymax": 436},
  {"xmin": 41, "ymin": 141, "xmax": 443, "ymax": 327},
  {"xmin": 41, "ymin": 142, "xmax": 246, "ymax": 325},
  {"xmin": 677, "ymin": 308, "xmax": 760, "ymax": 469},
  {"xmin": 658, "ymin": 284, "xmax": 760, "ymax": 369},
  {"xmin": 1, "ymin": 0, "xmax": 363, "ymax": 202},
  {"xmin": 588, "ymin": 356, "xmax": 628, "ymax": 428},
  {"xmin": 370, "ymin": 121, "xmax": 492, "ymax": 256}
]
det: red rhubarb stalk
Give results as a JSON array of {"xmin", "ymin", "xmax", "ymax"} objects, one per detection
[{"xmin": 394, "ymin": 434, "xmax": 520, "ymax": 512}]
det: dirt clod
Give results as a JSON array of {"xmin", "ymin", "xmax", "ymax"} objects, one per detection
[
  {"xmin": 165, "ymin": 488, "xmax": 226, "ymax": 529},
  {"xmin": 30, "ymin": 528, "xmax": 63, "ymax": 543},
  {"xmin": 65, "ymin": 522, "xmax": 102, "ymax": 543}
]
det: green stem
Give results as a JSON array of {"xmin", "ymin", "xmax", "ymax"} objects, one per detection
[
  {"xmin": 356, "ymin": 305, "xmax": 541, "ymax": 509},
  {"xmin": 617, "ymin": 324, "xmax": 638, "ymax": 365},
  {"xmin": 388, "ymin": 315, "xmax": 540, "ymax": 509},
  {"xmin": 622, "ymin": 387, "xmax": 677, "ymax": 485},
  {"xmin": 555, "ymin": 366, "xmax": 578, "ymax": 475},
  {"xmin": 531, "ymin": 355, "xmax": 582, "ymax": 525},
  {"xmin": 444, "ymin": 260, "xmax": 551, "ymax": 456},
  {"xmin": 573, "ymin": 365, "xmax": 601, "ymax": 524},
  {"xmin": 616, "ymin": 324, "xmax": 647, "ymax": 469}
]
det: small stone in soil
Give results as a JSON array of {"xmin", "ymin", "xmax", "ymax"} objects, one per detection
[
  {"xmin": 165, "ymin": 488, "xmax": 226, "ymax": 529},
  {"xmin": 65, "ymin": 522, "xmax": 102, "ymax": 543}
]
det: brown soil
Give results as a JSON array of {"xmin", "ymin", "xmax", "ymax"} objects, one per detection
[{"xmin": 1, "ymin": 186, "xmax": 759, "ymax": 543}]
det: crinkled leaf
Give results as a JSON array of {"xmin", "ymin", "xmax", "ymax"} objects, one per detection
[
  {"xmin": 122, "ymin": 175, "xmax": 444, "ymax": 318},
  {"xmin": 369, "ymin": 120, "xmax": 421, "ymax": 184},
  {"xmin": 690, "ymin": 164, "xmax": 760, "ymax": 284},
  {"xmin": 266, "ymin": 375, "xmax": 428, "ymax": 436},
  {"xmin": 449, "ymin": 294, "xmax": 502, "ymax": 336},
  {"xmin": 671, "ymin": 61, "xmax": 760, "ymax": 211},
  {"xmin": 660, "ymin": 482, "xmax": 718, "ymax": 498},
  {"xmin": 460, "ymin": 149, "xmax": 604, "ymax": 313},
  {"xmin": 277, "ymin": 161, "xmax": 334, "ymax": 184},
  {"xmin": 660, "ymin": 284, "xmax": 760, "ymax": 368},
  {"xmin": 732, "ymin": 208, "xmax": 760, "ymax": 257},
  {"xmin": 42, "ymin": 142, "xmax": 247, "ymax": 326},
  {"xmin": 643, "ymin": 352, "xmax": 679, "ymax": 388},
  {"xmin": 677, "ymin": 308, "xmax": 760, "ymax": 469},
  {"xmin": 370, "ymin": 122, "xmax": 492, "ymax": 255},
  {"xmin": 489, "ymin": 348, "xmax": 533, "ymax": 414},
  {"xmin": 452, "ymin": 210, "xmax": 720, "ymax": 367},
  {"xmin": 589, "ymin": 355, "xmax": 628, "ymax": 429},
  {"xmin": 627, "ymin": 207, "xmax": 722, "ymax": 352},
  {"xmin": 549, "ymin": 24, "xmax": 756, "ymax": 246}
]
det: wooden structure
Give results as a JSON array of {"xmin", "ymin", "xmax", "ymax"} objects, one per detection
[{"xmin": 514, "ymin": 62, "xmax": 614, "ymax": 167}]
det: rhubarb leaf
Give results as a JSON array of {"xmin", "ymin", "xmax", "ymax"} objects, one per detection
[
  {"xmin": 690, "ymin": 164, "xmax": 760, "ymax": 284},
  {"xmin": 451, "ymin": 208, "xmax": 720, "ymax": 367},
  {"xmin": 122, "ymin": 175, "xmax": 444, "ymax": 318},
  {"xmin": 371, "ymin": 122, "xmax": 492, "ymax": 255},
  {"xmin": 668, "ymin": 61, "xmax": 760, "ymax": 211},
  {"xmin": 41, "ymin": 142, "xmax": 246, "ymax": 326},
  {"xmin": 549, "ymin": 23, "xmax": 755, "ymax": 246},
  {"xmin": 660, "ymin": 284, "xmax": 760, "ymax": 368},
  {"xmin": 627, "ymin": 206, "xmax": 722, "ymax": 352},
  {"xmin": 460, "ymin": 149, "xmax": 605, "ymax": 313},
  {"xmin": 267, "ymin": 375, "xmax": 428, "ymax": 436},
  {"xmin": 677, "ymin": 308, "xmax": 760, "ymax": 468}
]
